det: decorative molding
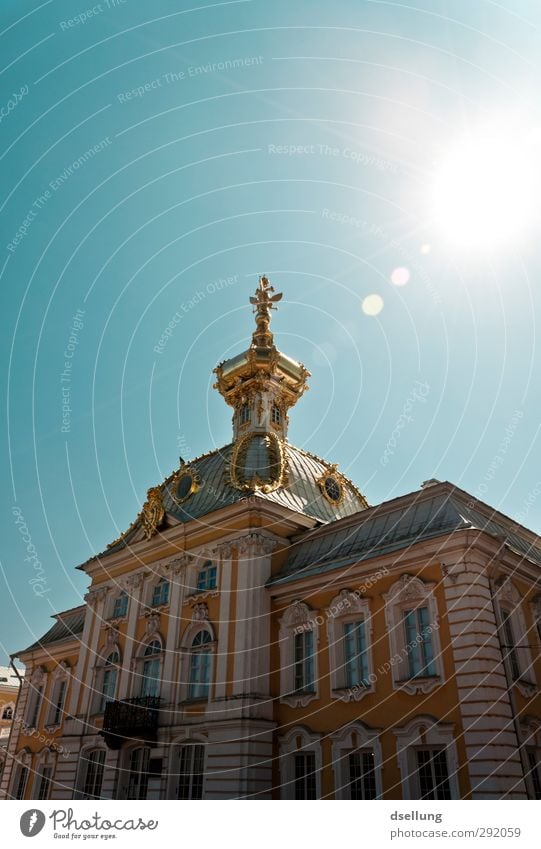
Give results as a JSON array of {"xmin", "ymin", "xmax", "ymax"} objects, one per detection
[
  {"xmin": 191, "ymin": 603, "xmax": 209, "ymax": 622},
  {"xmin": 84, "ymin": 587, "xmax": 108, "ymax": 608}
]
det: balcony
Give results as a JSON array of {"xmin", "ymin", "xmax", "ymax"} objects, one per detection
[{"xmin": 100, "ymin": 696, "xmax": 161, "ymax": 749}]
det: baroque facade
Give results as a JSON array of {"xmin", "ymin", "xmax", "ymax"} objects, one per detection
[{"xmin": 2, "ymin": 276, "xmax": 541, "ymax": 801}]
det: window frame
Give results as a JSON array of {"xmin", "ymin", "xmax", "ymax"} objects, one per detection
[
  {"xmin": 76, "ymin": 748, "xmax": 106, "ymax": 800},
  {"xmin": 151, "ymin": 578, "xmax": 170, "ymax": 609},
  {"xmin": 384, "ymin": 575, "xmax": 443, "ymax": 695},
  {"xmin": 112, "ymin": 592, "xmax": 128, "ymax": 620},
  {"xmin": 279, "ymin": 726, "xmax": 322, "ymax": 800},
  {"xmin": 394, "ymin": 715, "xmax": 459, "ymax": 800},
  {"xmin": 331, "ymin": 721, "xmax": 383, "ymax": 800},
  {"xmin": 174, "ymin": 742, "xmax": 206, "ymax": 799},
  {"xmin": 495, "ymin": 578, "xmax": 537, "ymax": 697},
  {"xmin": 327, "ymin": 590, "xmax": 374, "ymax": 702},
  {"xmin": 25, "ymin": 670, "xmax": 46, "ymax": 730},
  {"xmin": 138, "ymin": 639, "xmax": 162, "ymax": 699},
  {"xmin": 279, "ymin": 602, "xmax": 319, "ymax": 708},
  {"xmin": 196, "ymin": 561, "xmax": 218, "ymax": 593}
]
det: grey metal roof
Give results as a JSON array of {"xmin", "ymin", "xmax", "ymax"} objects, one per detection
[
  {"xmin": 15, "ymin": 606, "xmax": 86, "ymax": 656},
  {"xmin": 269, "ymin": 484, "xmax": 541, "ymax": 586},
  {"xmin": 102, "ymin": 442, "xmax": 367, "ymax": 556}
]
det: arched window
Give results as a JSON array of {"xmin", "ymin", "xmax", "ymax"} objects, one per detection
[
  {"xmin": 112, "ymin": 592, "xmax": 128, "ymax": 619},
  {"xmin": 188, "ymin": 632, "xmax": 212, "ymax": 700},
  {"xmin": 271, "ymin": 404, "xmax": 281, "ymax": 425},
  {"xmin": 140, "ymin": 641, "xmax": 161, "ymax": 698},
  {"xmin": 100, "ymin": 651, "xmax": 119, "ymax": 712},
  {"xmin": 240, "ymin": 404, "xmax": 251, "ymax": 425},
  {"xmin": 151, "ymin": 579, "xmax": 170, "ymax": 608},
  {"xmin": 2, "ymin": 704, "xmax": 13, "ymax": 720},
  {"xmin": 126, "ymin": 746, "xmax": 151, "ymax": 799},
  {"xmin": 76, "ymin": 749, "xmax": 106, "ymax": 799}
]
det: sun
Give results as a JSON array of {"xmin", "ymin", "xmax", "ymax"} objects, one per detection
[{"xmin": 431, "ymin": 130, "xmax": 538, "ymax": 248}]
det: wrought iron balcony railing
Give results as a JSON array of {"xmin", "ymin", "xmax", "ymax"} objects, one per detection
[{"xmin": 100, "ymin": 696, "xmax": 161, "ymax": 749}]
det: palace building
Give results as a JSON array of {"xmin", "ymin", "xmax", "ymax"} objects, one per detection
[{"xmin": 2, "ymin": 277, "xmax": 541, "ymax": 800}]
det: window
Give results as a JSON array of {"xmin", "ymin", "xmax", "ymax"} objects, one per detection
[
  {"xmin": 36, "ymin": 766, "xmax": 52, "ymax": 800},
  {"xmin": 327, "ymin": 591, "xmax": 374, "ymax": 701},
  {"xmin": 394, "ymin": 716, "xmax": 459, "ymax": 800},
  {"xmin": 331, "ymin": 721, "xmax": 382, "ymax": 799},
  {"xmin": 294, "ymin": 752, "xmax": 317, "ymax": 799},
  {"xmin": 176, "ymin": 744, "xmax": 205, "ymax": 799},
  {"xmin": 347, "ymin": 751, "xmax": 377, "ymax": 800},
  {"xmin": 527, "ymin": 750, "xmax": 541, "ymax": 800},
  {"xmin": 240, "ymin": 404, "xmax": 251, "ymax": 425},
  {"xmin": 196, "ymin": 562, "xmax": 217, "ymax": 592},
  {"xmin": 126, "ymin": 747, "xmax": 150, "ymax": 800},
  {"xmin": 140, "ymin": 641, "xmax": 161, "ymax": 698},
  {"xmin": 99, "ymin": 651, "xmax": 119, "ymax": 712},
  {"xmin": 79, "ymin": 750, "xmax": 106, "ymax": 799},
  {"xmin": 14, "ymin": 765, "xmax": 29, "ymax": 800},
  {"xmin": 344, "ymin": 620, "xmax": 369, "ymax": 688},
  {"xmin": 151, "ymin": 579, "xmax": 170, "ymax": 608},
  {"xmin": 26, "ymin": 685, "xmax": 44, "ymax": 728},
  {"xmin": 416, "ymin": 749, "xmax": 452, "ymax": 799},
  {"xmin": 271, "ymin": 404, "xmax": 281, "ymax": 425},
  {"xmin": 279, "ymin": 727, "xmax": 321, "ymax": 799},
  {"xmin": 112, "ymin": 593, "xmax": 128, "ymax": 619},
  {"xmin": 279, "ymin": 602, "xmax": 319, "ymax": 707},
  {"xmin": 294, "ymin": 630, "xmax": 315, "ymax": 692},
  {"xmin": 501, "ymin": 610, "xmax": 521, "ymax": 680},
  {"xmin": 2, "ymin": 705, "xmax": 13, "ymax": 720},
  {"xmin": 403, "ymin": 606, "xmax": 436, "ymax": 678},
  {"xmin": 384, "ymin": 575, "xmax": 442, "ymax": 695},
  {"xmin": 48, "ymin": 679, "xmax": 67, "ymax": 726},
  {"xmin": 188, "ymin": 632, "xmax": 212, "ymax": 700}
]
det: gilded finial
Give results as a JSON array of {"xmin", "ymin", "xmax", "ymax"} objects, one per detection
[{"xmin": 249, "ymin": 275, "xmax": 282, "ymax": 348}]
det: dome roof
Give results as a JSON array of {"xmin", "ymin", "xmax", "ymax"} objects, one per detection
[{"xmin": 162, "ymin": 440, "xmax": 367, "ymax": 525}]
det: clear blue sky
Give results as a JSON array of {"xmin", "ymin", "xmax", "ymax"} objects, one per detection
[{"xmin": 1, "ymin": 0, "xmax": 540, "ymax": 663}]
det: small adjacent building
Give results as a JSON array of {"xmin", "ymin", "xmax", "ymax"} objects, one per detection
[
  {"xmin": 2, "ymin": 278, "xmax": 541, "ymax": 800},
  {"xmin": 0, "ymin": 665, "xmax": 21, "ymax": 787}
]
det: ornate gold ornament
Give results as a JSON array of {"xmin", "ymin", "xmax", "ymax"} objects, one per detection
[
  {"xmin": 140, "ymin": 486, "xmax": 165, "ymax": 539},
  {"xmin": 170, "ymin": 464, "xmax": 200, "ymax": 505},
  {"xmin": 317, "ymin": 464, "xmax": 346, "ymax": 506},
  {"xmin": 229, "ymin": 430, "xmax": 287, "ymax": 493}
]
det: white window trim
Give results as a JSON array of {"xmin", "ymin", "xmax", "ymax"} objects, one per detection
[
  {"xmin": 496, "ymin": 578, "xmax": 537, "ymax": 697},
  {"xmin": 384, "ymin": 574, "xmax": 443, "ymax": 695},
  {"xmin": 279, "ymin": 726, "xmax": 322, "ymax": 800},
  {"xmin": 394, "ymin": 715, "xmax": 459, "ymax": 800},
  {"xmin": 326, "ymin": 589, "xmax": 374, "ymax": 702},
  {"xmin": 279, "ymin": 601, "xmax": 319, "ymax": 708},
  {"xmin": 331, "ymin": 721, "xmax": 383, "ymax": 800},
  {"xmin": 185, "ymin": 548, "xmax": 220, "ymax": 598}
]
